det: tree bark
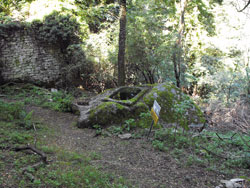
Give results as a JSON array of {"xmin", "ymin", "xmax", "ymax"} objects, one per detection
[
  {"xmin": 117, "ymin": 0, "xmax": 126, "ymax": 86},
  {"xmin": 172, "ymin": 0, "xmax": 188, "ymax": 88}
]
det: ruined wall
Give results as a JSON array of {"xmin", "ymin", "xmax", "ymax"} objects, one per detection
[{"xmin": 0, "ymin": 25, "xmax": 64, "ymax": 86}]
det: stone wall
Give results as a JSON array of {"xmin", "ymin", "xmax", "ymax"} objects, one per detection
[{"xmin": 0, "ymin": 25, "xmax": 65, "ymax": 86}]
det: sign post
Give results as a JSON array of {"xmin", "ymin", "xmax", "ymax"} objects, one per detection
[{"xmin": 147, "ymin": 100, "xmax": 161, "ymax": 139}]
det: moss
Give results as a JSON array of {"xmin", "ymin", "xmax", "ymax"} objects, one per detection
[
  {"xmin": 104, "ymin": 86, "xmax": 149, "ymax": 106},
  {"xmin": 132, "ymin": 102, "xmax": 148, "ymax": 117},
  {"xmin": 144, "ymin": 82, "xmax": 204, "ymax": 125},
  {"xmin": 87, "ymin": 100, "xmax": 149, "ymax": 128},
  {"xmin": 88, "ymin": 102, "xmax": 129, "ymax": 127},
  {"xmin": 81, "ymin": 83, "xmax": 204, "ymax": 128}
]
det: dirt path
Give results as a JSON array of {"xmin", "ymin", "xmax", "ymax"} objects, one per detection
[{"xmin": 27, "ymin": 105, "xmax": 228, "ymax": 188}]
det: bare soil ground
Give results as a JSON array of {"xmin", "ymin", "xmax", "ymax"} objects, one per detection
[{"xmin": 25, "ymin": 105, "xmax": 249, "ymax": 188}]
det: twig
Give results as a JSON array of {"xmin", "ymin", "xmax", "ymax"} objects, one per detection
[
  {"xmin": 230, "ymin": 133, "xmax": 237, "ymax": 140},
  {"xmin": 216, "ymin": 133, "xmax": 224, "ymax": 141},
  {"xmin": 21, "ymin": 161, "xmax": 44, "ymax": 173},
  {"xmin": 33, "ymin": 123, "xmax": 37, "ymax": 147}
]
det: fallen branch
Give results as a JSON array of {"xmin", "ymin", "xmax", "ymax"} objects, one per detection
[
  {"xmin": 1, "ymin": 144, "xmax": 49, "ymax": 182},
  {"xmin": 14, "ymin": 145, "xmax": 47, "ymax": 164}
]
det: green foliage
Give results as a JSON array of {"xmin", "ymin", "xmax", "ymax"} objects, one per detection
[
  {"xmin": 31, "ymin": 11, "xmax": 83, "ymax": 49},
  {"xmin": 105, "ymin": 111, "xmax": 153, "ymax": 136},
  {"xmin": 0, "ymin": 12, "xmax": 13, "ymax": 23},
  {"xmin": 0, "ymin": 101, "xmax": 24, "ymax": 121},
  {"xmin": 47, "ymin": 91, "xmax": 74, "ymax": 112},
  {"xmin": 93, "ymin": 124, "xmax": 102, "ymax": 135},
  {"xmin": 123, "ymin": 118, "xmax": 136, "ymax": 131},
  {"xmin": 0, "ymin": 0, "xmax": 34, "ymax": 15},
  {"xmin": 74, "ymin": 0, "xmax": 118, "ymax": 33},
  {"xmin": 0, "ymin": 0, "xmax": 249, "ymax": 107},
  {"xmin": 1, "ymin": 84, "xmax": 74, "ymax": 112},
  {"xmin": 126, "ymin": 0, "xmax": 168, "ymax": 84},
  {"xmin": 107, "ymin": 125, "xmax": 123, "ymax": 135},
  {"xmin": 153, "ymin": 128, "xmax": 250, "ymax": 172},
  {"xmin": 173, "ymin": 97, "xmax": 196, "ymax": 130},
  {"xmin": 0, "ymin": 100, "xmax": 34, "ymax": 129}
]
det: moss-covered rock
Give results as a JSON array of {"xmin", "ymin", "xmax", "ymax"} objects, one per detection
[
  {"xmin": 77, "ymin": 83, "xmax": 205, "ymax": 128},
  {"xmin": 88, "ymin": 102, "xmax": 129, "ymax": 127},
  {"xmin": 77, "ymin": 86, "xmax": 150, "ymax": 128},
  {"xmin": 144, "ymin": 82, "xmax": 205, "ymax": 127}
]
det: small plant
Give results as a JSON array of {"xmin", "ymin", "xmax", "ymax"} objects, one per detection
[
  {"xmin": 138, "ymin": 112, "xmax": 152, "ymax": 128},
  {"xmin": 173, "ymin": 97, "xmax": 194, "ymax": 131},
  {"xmin": 107, "ymin": 126, "xmax": 123, "ymax": 135},
  {"xmin": 49, "ymin": 91, "xmax": 74, "ymax": 112},
  {"xmin": 93, "ymin": 124, "xmax": 102, "ymax": 136},
  {"xmin": 123, "ymin": 118, "xmax": 136, "ymax": 131}
]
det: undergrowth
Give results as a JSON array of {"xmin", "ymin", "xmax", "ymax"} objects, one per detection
[
  {"xmin": 0, "ymin": 83, "xmax": 74, "ymax": 112},
  {"xmin": 152, "ymin": 128, "xmax": 250, "ymax": 176}
]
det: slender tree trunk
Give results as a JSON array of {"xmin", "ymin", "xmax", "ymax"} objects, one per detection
[
  {"xmin": 173, "ymin": 0, "xmax": 188, "ymax": 88},
  {"xmin": 118, "ymin": 0, "xmax": 126, "ymax": 86}
]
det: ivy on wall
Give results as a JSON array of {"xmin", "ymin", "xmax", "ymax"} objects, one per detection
[
  {"xmin": 30, "ymin": 11, "xmax": 83, "ymax": 50},
  {"xmin": 0, "ymin": 11, "xmax": 91, "ymax": 87}
]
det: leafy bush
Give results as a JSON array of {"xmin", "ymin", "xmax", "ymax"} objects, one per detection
[{"xmin": 31, "ymin": 11, "xmax": 82, "ymax": 49}]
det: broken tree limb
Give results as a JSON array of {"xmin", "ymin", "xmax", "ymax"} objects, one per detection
[{"xmin": 14, "ymin": 145, "xmax": 47, "ymax": 164}]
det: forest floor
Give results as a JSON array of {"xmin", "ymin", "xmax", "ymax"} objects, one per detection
[
  {"xmin": 0, "ymin": 84, "xmax": 249, "ymax": 188},
  {"xmin": 26, "ymin": 106, "xmax": 212, "ymax": 188},
  {"xmin": 23, "ymin": 103, "xmax": 249, "ymax": 188}
]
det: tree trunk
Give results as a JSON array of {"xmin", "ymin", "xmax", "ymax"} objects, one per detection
[
  {"xmin": 172, "ymin": 0, "xmax": 188, "ymax": 88},
  {"xmin": 118, "ymin": 0, "xmax": 126, "ymax": 86}
]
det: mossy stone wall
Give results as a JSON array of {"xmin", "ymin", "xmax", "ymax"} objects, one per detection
[{"xmin": 0, "ymin": 25, "xmax": 64, "ymax": 86}]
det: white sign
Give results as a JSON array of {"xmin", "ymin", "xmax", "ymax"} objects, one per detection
[
  {"xmin": 153, "ymin": 100, "xmax": 161, "ymax": 117},
  {"xmin": 151, "ymin": 100, "xmax": 161, "ymax": 125}
]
